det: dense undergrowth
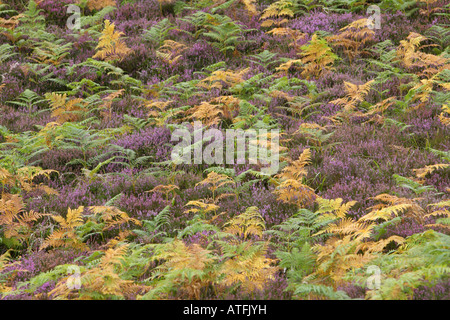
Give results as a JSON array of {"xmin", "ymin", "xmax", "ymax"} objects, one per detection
[{"xmin": 0, "ymin": 0, "xmax": 449, "ymax": 300}]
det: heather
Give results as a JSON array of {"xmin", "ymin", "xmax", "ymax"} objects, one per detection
[{"xmin": 0, "ymin": 0, "xmax": 449, "ymax": 301}]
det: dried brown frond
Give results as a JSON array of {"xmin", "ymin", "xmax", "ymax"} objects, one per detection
[
  {"xmin": 45, "ymin": 92, "xmax": 87, "ymax": 124},
  {"xmin": 156, "ymin": 40, "xmax": 188, "ymax": 66},
  {"xmin": 40, "ymin": 206, "xmax": 88, "ymax": 251},
  {"xmin": 0, "ymin": 193, "xmax": 43, "ymax": 244},
  {"xmin": 326, "ymin": 18, "xmax": 375, "ymax": 62},
  {"xmin": 99, "ymin": 89, "xmax": 125, "ymax": 122}
]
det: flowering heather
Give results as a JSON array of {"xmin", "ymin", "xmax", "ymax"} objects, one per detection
[{"xmin": 0, "ymin": 0, "xmax": 448, "ymax": 302}]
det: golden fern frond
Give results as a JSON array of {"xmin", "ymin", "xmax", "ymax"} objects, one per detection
[
  {"xmin": 40, "ymin": 206, "xmax": 87, "ymax": 251},
  {"xmin": 356, "ymin": 235, "xmax": 405, "ymax": 254},
  {"xmin": 17, "ymin": 210, "xmax": 42, "ymax": 224},
  {"xmin": 99, "ymin": 89, "xmax": 125, "ymax": 121},
  {"xmin": 197, "ymin": 68, "xmax": 250, "ymax": 91},
  {"xmin": 414, "ymin": 164, "xmax": 449, "ymax": 180},
  {"xmin": 439, "ymin": 104, "xmax": 450, "ymax": 126},
  {"xmin": 316, "ymin": 197, "xmax": 357, "ymax": 220},
  {"xmin": 274, "ymin": 179, "xmax": 316, "ymax": 207},
  {"xmin": 66, "ymin": 206, "xmax": 85, "ymax": 229},
  {"xmin": 0, "ymin": 14, "xmax": 23, "ymax": 30},
  {"xmin": 365, "ymin": 97, "xmax": 397, "ymax": 116},
  {"xmin": 397, "ymin": 32, "xmax": 449, "ymax": 78},
  {"xmin": 345, "ymin": 80, "xmax": 374, "ymax": 103},
  {"xmin": 0, "ymin": 193, "xmax": 43, "ymax": 243},
  {"xmin": 0, "ymin": 250, "xmax": 13, "ymax": 272},
  {"xmin": 267, "ymin": 27, "xmax": 307, "ymax": 50},
  {"xmin": 220, "ymin": 241, "xmax": 277, "ymax": 292},
  {"xmin": 46, "ymin": 92, "xmax": 86, "ymax": 123},
  {"xmin": 325, "ymin": 19, "xmax": 375, "ymax": 62},
  {"xmin": 184, "ymin": 200, "xmax": 220, "ymax": 214},
  {"xmin": 324, "ymin": 217, "xmax": 362, "ymax": 236},
  {"xmin": 187, "ymin": 101, "xmax": 223, "ymax": 127},
  {"xmin": 275, "ymin": 58, "xmax": 303, "ymax": 75},
  {"xmin": 0, "ymin": 193, "xmax": 24, "ymax": 224},
  {"xmin": 50, "ymin": 244, "xmax": 144, "ymax": 300},
  {"xmin": 209, "ymin": 95, "xmax": 241, "ymax": 121},
  {"xmin": 88, "ymin": 206, "xmax": 141, "ymax": 230},
  {"xmin": 15, "ymin": 166, "xmax": 59, "ymax": 195},
  {"xmin": 241, "ymin": 0, "xmax": 259, "ymax": 17},
  {"xmin": 331, "ymin": 80, "xmax": 374, "ymax": 109},
  {"xmin": 224, "ymin": 206, "xmax": 265, "ymax": 239},
  {"xmin": 276, "ymin": 148, "xmax": 311, "ymax": 181},
  {"xmin": 369, "ymin": 193, "xmax": 412, "ymax": 206},
  {"xmin": 0, "ymin": 167, "xmax": 14, "ymax": 188},
  {"xmin": 299, "ymin": 34, "xmax": 337, "ymax": 79},
  {"xmin": 156, "ymin": 240, "xmax": 214, "ymax": 271},
  {"xmin": 397, "ymin": 32, "xmax": 428, "ymax": 68},
  {"xmin": 100, "ymin": 243, "xmax": 129, "ymax": 267},
  {"xmin": 145, "ymin": 100, "xmax": 173, "ymax": 113},
  {"xmin": 156, "ymin": 40, "xmax": 188, "ymax": 65},
  {"xmin": 93, "ymin": 20, "xmax": 133, "ymax": 62},
  {"xmin": 150, "ymin": 239, "xmax": 216, "ymax": 299},
  {"xmin": 147, "ymin": 184, "xmax": 179, "ymax": 195},
  {"xmin": 425, "ymin": 200, "xmax": 450, "ymax": 218},
  {"xmin": 360, "ymin": 204, "xmax": 412, "ymax": 222},
  {"xmin": 196, "ymin": 171, "xmax": 235, "ymax": 194},
  {"xmin": 273, "ymin": 148, "xmax": 315, "ymax": 207},
  {"xmin": 260, "ymin": 0, "xmax": 294, "ymax": 27},
  {"xmin": 87, "ymin": 0, "xmax": 117, "ymax": 10}
]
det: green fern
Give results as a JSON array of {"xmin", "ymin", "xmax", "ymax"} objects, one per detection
[
  {"xmin": 203, "ymin": 20, "xmax": 246, "ymax": 56},
  {"xmin": 143, "ymin": 18, "xmax": 177, "ymax": 48},
  {"xmin": 246, "ymin": 50, "xmax": 283, "ymax": 70},
  {"xmin": 0, "ymin": 43, "xmax": 17, "ymax": 64},
  {"xmin": 392, "ymin": 174, "xmax": 438, "ymax": 195},
  {"xmin": 6, "ymin": 89, "xmax": 46, "ymax": 114}
]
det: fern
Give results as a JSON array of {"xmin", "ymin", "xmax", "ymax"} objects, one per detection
[
  {"xmin": 328, "ymin": 80, "xmax": 375, "ymax": 122},
  {"xmin": 142, "ymin": 239, "xmax": 217, "ymax": 299},
  {"xmin": 86, "ymin": 0, "xmax": 117, "ymax": 11},
  {"xmin": 326, "ymin": 18, "xmax": 375, "ymax": 62},
  {"xmin": 143, "ymin": 18, "xmax": 177, "ymax": 47},
  {"xmin": 224, "ymin": 206, "xmax": 265, "ymax": 240},
  {"xmin": 50, "ymin": 244, "xmax": 147, "ymax": 300},
  {"xmin": 93, "ymin": 19, "xmax": 133, "ymax": 62},
  {"xmin": 132, "ymin": 205, "xmax": 171, "ymax": 243},
  {"xmin": 246, "ymin": 49, "xmax": 282, "ymax": 70},
  {"xmin": 260, "ymin": 0, "xmax": 295, "ymax": 28},
  {"xmin": 155, "ymin": 40, "xmax": 188, "ymax": 66},
  {"xmin": 346, "ymin": 230, "xmax": 450, "ymax": 300},
  {"xmin": 16, "ymin": 0, "xmax": 45, "ymax": 35},
  {"xmin": 203, "ymin": 20, "xmax": 246, "ymax": 56},
  {"xmin": 31, "ymin": 39, "xmax": 72, "ymax": 66},
  {"xmin": 299, "ymin": 34, "xmax": 338, "ymax": 79},
  {"xmin": 218, "ymin": 240, "xmax": 278, "ymax": 294},
  {"xmin": 292, "ymin": 283, "xmax": 351, "ymax": 300},
  {"xmin": 7, "ymin": 89, "xmax": 46, "ymax": 114},
  {"xmin": 45, "ymin": 92, "xmax": 87, "ymax": 123},
  {"xmin": 392, "ymin": 174, "xmax": 438, "ymax": 195},
  {"xmin": 40, "ymin": 206, "xmax": 88, "ymax": 251},
  {"xmin": 273, "ymin": 148, "xmax": 316, "ymax": 207},
  {"xmin": 0, "ymin": 43, "xmax": 16, "ymax": 64},
  {"xmin": 0, "ymin": 193, "xmax": 43, "ymax": 248}
]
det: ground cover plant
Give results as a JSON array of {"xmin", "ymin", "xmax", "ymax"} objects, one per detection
[{"xmin": 0, "ymin": 0, "xmax": 449, "ymax": 300}]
